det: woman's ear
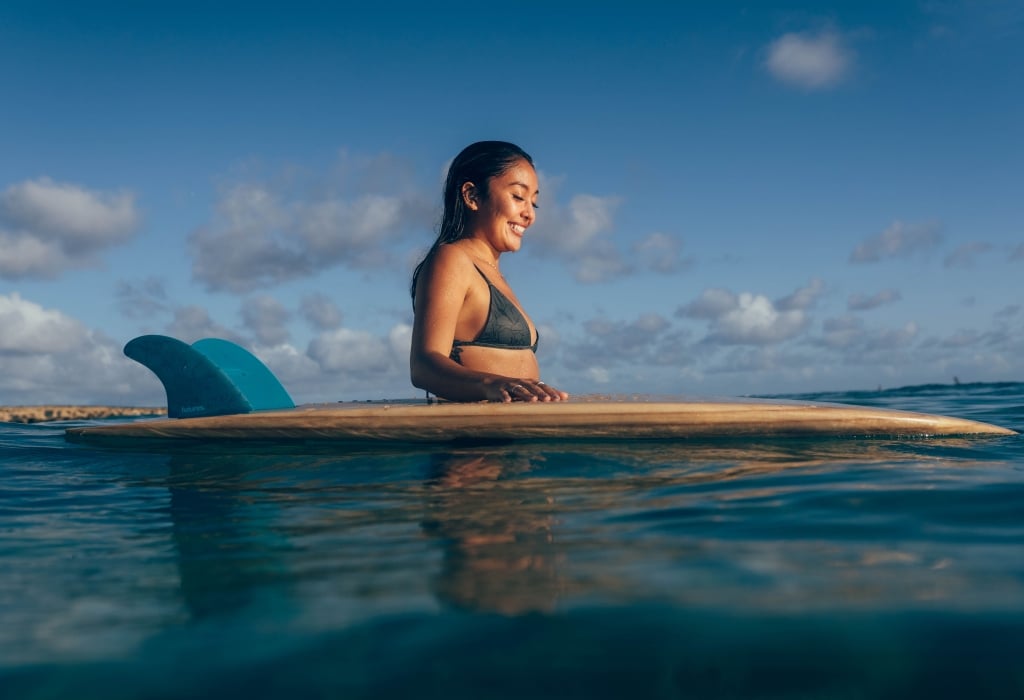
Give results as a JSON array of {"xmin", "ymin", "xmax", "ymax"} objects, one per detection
[{"xmin": 461, "ymin": 181, "xmax": 479, "ymax": 210}]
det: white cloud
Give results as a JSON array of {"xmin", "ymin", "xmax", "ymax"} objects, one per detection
[
  {"xmin": 582, "ymin": 313, "xmax": 670, "ymax": 354},
  {"xmin": 570, "ymin": 313, "xmax": 667, "ymax": 360},
  {"xmin": 679, "ymin": 286, "xmax": 808, "ymax": 345},
  {"xmin": 528, "ymin": 183, "xmax": 626, "ymax": 283},
  {"xmin": 0, "ymin": 293, "xmax": 88, "ymax": 354},
  {"xmin": 816, "ymin": 316, "xmax": 919, "ymax": 360},
  {"xmin": 166, "ymin": 305, "xmax": 245, "ymax": 345},
  {"xmin": 1, "ymin": 178, "xmax": 138, "ymax": 240},
  {"xmin": 848, "ymin": 288, "xmax": 902, "ymax": 311},
  {"xmin": 703, "ymin": 346, "xmax": 809, "ymax": 376},
  {"xmin": 388, "ymin": 322, "xmax": 413, "ymax": 362},
  {"xmin": 920, "ymin": 1, "xmax": 1024, "ymax": 45},
  {"xmin": 679, "ymin": 288, "xmax": 738, "ymax": 320},
  {"xmin": 1010, "ymin": 243, "xmax": 1024, "ymax": 261},
  {"xmin": 0, "ymin": 234, "xmax": 63, "ymax": 278},
  {"xmin": 189, "ymin": 154, "xmax": 433, "ymax": 293},
  {"xmin": 308, "ymin": 328, "xmax": 394, "ymax": 374},
  {"xmin": 711, "ymin": 293, "xmax": 807, "ymax": 345},
  {"xmin": 574, "ymin": 245, "xmax": 631, "ymax": 283},
  {"xmin": 0, "ymin": 343, "xmax": 155, "ymax": 406},
  {"xmin": 294, "ymin": 323, "xmax": 415, "ymax": 400},
  {"xmin": 249, "ymin": 342, "xmax": 321, "ymax": 401},
  {"xmin": 115, "ymin": 277, "xmax": 170, "ymax": 319},
  {"xmin": 560, "ymin": 313, "xmax": 692, "ymax": 379},
  {"xmin": 995, "ymin": 304, "xmax": 1021, "ymax": 320},
  {"xmin": 632, "ymin": 232, "xmax": 692, "ymax": 274},
  {"xmin": 765, "ymin": 29, "xmax": 853, "ymax": 90},
  {"xmin": 296, "ymin": 194, "xmax": 406, "ymax": 263},
  {"xmin": 849, "ymin": 220, "xmax": 943, "ymax": 263},
  {"xmin": 562, "ymin": 194, "xmax": 617, "ymax": 251},
  {"xmin": 302, "ymin": 325, "xmax": 416, "ymax": 399},
  {"xmin": 0, "ymin": 288, "xmax": 409, "ymax": 404},
  {"xmin": 941, "ymin": 330, "xmax": 982, "ymax": 349},
  {"xmin": 240, "ymin": 295, "xmax": 291, "ymax": 346},
  {"xmin": 864, "ymin": 321, "xmax": 918, "ymax": 352},
  {"xmin": 0, "ymin": 293, "xmax": 158, "ymax": 405},
  {"xmin": 300, "ymin": 293, "xmax": 343, "ymax": 331},
  {"xmin": 188, "ymin": 184, "xmax": 308, "ymax": 292},
  {"xmin": 192, "ymin": 161, "xmax": 633, "ymax": 290},
  {"xmin": 0, "ymin": 178, "xmax": 140, "ymax": 279},
  {"xmin": 776, "ymin": 277, "xmax": 825, "ymax": 311},
  {"xmin": 820, "ymin": 315, "xmax": 865, "ymax": 349},
  {"xmin": 944, "ymin": 241, "xmax": 993, "ymax": 268}
]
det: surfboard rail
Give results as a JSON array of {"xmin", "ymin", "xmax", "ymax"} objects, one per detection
[{"xmin": 65, "ymin": 398, "xmax": 1017, "ymax": 444}]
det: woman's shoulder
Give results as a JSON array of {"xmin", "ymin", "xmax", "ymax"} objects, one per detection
[
  {"xmin": 425, "ymin": 242, "xmax": 476, "ymax": 275},
  {"xmin": 415, "ymin": 243, "xmax": 480, "ymax": 297},
  {"xmin": 434, "ymin": 241, "xmax": 473, "ymax": 261}
]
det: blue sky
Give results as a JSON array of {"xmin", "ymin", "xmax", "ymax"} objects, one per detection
[{"xmin": 1, "ymin": 1, "xmax": 1022, "ymax": 405}]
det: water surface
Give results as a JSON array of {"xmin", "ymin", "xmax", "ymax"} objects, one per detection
[{"xmin": 2, "ymin": 384, "xmax": 1023, "ymax": 698}]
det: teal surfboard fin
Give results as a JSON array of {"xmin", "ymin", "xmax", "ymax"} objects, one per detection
[
  {"xmin": 192, "ymin": 338, "xmax": 294, "ymax": 412},
  {"xmin": 124, "ymin": 335, "xmax": 295, "ymax": 418}
]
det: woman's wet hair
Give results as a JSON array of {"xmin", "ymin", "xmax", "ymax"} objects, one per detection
[{"xmin": 411, "ymin": 141, "xmax": 534, "ymax": 304}]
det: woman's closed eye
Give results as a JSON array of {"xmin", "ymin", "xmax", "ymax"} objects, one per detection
[{"xmin": 514, "ymin": 194, "xmax": 539, "ymax": 210}]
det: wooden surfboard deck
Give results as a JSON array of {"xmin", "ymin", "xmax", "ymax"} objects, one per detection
[{"xmin": 65, "ymin": 398, "xmax": 1016, "ymax": 445}]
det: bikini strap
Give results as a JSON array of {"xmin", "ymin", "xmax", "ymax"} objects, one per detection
[{"xmin": 471, "ymin": 264, "xmax": 493, "ymax": 285}]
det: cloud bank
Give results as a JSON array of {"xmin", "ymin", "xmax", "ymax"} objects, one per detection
[
  {"xmin": 528, "ymin": 189, "xmax": 628, "ymax": 283},
  {"xmin": 850, "ymin": 220, "xmax": 943, "ymax": 263},
  {"xmin": 944, "ymin": 242, "xmax": 993, "ymax": 268},
  {"xmin": 633, "ymin": 232, "xmax": 693, "ymax": 274},
  {"xmin": 189, "ymin": 154, "xmax": 434, "ymax": 293},
  {"xmin": 0, "ymin": 293, "xmax": 154, "ymax": 405},
  {"xmin": 848, "ymin": 289, "xmax": 902, "ymax": 311},
  {"xmin": 0, "ymin": 178, "xmax": 140, "ymax": 279},
  {"xmin": 679, "ymin": 284, "xmax": 813, "ymax": 345}
]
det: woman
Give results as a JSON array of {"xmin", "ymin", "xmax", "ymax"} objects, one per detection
[{"xmin": 410, "ymin": 141, "xmax": 569, "ymax": 402}]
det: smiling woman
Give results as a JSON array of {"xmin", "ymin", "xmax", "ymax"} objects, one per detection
[{"xmin": 409, "ymin": 141, "xmax": 569, "ymax": 403}]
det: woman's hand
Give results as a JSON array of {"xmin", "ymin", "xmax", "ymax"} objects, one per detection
[{"xmin": 486, "ymin": 378, "xmax": 569, "ymax": 403}]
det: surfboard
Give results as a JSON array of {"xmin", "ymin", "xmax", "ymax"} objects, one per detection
[
  {"xmin": 63, "ymin": 335, "xmax": 1016, "ymax": 445},
  {"xmin": 64, "ymin": 397, "xmax": 1016, "ymax": 445}
]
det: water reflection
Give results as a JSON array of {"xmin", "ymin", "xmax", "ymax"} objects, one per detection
[
  {"xmin": 421, "ymin": 449, "xmax": 566, "ymax": 614},
  {"xmin": 141, "ymin": 434, "xmax": 1023, "ymax": 623},
  {"xmin": 166, "ymin": 453, "xmax": 295, "ymax": 620}
]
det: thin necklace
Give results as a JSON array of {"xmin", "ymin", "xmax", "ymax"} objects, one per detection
[
  {"xmin": 462, "ymin": 241, "xmax": 501, "ymax": 274},
  {"xmin": 473, "ymin": 254, "xmax": 501, "ymax": 273}
]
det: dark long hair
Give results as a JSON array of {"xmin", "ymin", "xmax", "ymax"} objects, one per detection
[{"xmin": 410, "ymin": 141, "xmax": 534, "ymax": 304}]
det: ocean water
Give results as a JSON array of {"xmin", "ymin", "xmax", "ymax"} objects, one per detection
[{"xmin": 2, "ymin": 384, "xmax": 1023, "ymax": 699}]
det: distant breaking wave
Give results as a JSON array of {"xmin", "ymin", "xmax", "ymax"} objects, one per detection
[{"xmin": 759, "ymin": 380, "xmax": 1024, "ymax": 403}]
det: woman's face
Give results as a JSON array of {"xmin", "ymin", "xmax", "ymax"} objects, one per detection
[{"xmin": 465, "ymin": 159, "xmax": 539, "ymax": 254}]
